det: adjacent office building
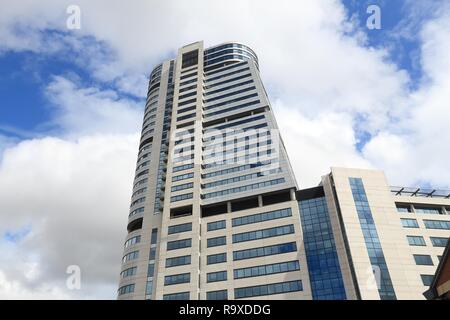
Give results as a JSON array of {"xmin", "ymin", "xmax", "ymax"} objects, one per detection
[{"xmin": 118, "ymin": 41, "xmax": 450, "ymax": 300}]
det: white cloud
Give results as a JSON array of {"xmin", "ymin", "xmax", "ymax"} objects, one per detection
[
  {"xmin": 0, "ymin": 134, "xmax": 139, "ymax": 299},
  {"xmin": 44, "ymin": 75, "xmax": 143, "ymax": 137},
  {"xmin": 0, "ymin": 0, "xmax": 449, "ymax": 299}
]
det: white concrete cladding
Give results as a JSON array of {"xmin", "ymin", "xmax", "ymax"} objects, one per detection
[
  {"xmin": 118, "ymin": 41, "xmax": 308, "ymax": 300},
  {"xmin": 322, "ymin": 167, "xmax": 450, "ymax": 300}
]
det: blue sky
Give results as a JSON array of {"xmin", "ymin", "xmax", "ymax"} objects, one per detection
[{"xmin": 0, "ymin": 0, "xmax": 449, "ymax": 299}]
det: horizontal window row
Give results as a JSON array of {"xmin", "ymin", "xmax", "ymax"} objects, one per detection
[
  {"xmin": 204, "ymin": 79, "xmax": 254, "ymax": 96},
  {"xmin": 234, "ymin": 260, "xmax": 300, "ymax": 279},
  {"xmin": 163, "ymin": 291, "xmax": 190, "ymax": 300},
  {"xmin": 205, "ymin": 99, "xmax": 261, "ymax": 117},
  {"xmin": 234, "ymin": 280, "xmax": 302, "ymax": 299},
  {"xmin": 177, "ymin": 112, "xmax": 196, "ymax": 122},
  {"xmin": 204, "ymin": 93, "xmax": 259, "ymax": 111},
  {"xmin": 122, "ymin": 251, "xmax": 139, "ymax": 263},
  {"xmin": 207, "ymin": 220, "xmax": 226, "ymax": 231},
  {"xmin": 204, "ymin": 61, "xmax": 248, "ymax": 76},
  {"xmin": 204, "ymin": 72, "xmax": 251, "ymax": 89},
  {"xmin": 120, "ymin": 266, "xmax": 137, "ymax": 279},
  {"xmin": 397, "ymin": 203, "xmax": 449, "ymax": 215},
  {"xmin": 210, "ymin": 114, "xmax": 265, "ymax": 131},
  {"xmin": 124, "ymin": 235, "xmax": 141, "ymax": 248},
  {"xmin": 207, "ymin": 236, "xmax": 226, "ymax": 248},
  {"xmin": 164, "ymin": 273, "xmax": 190, "ymax": 286},
  {"xmin": 168, "ymin": 222, "xmax": 192, "ymax": 235},
  {"xmin": 172, "ymin": 172, "xmax": 194, "ymax": 182},
  {"xmin": 232, "ymin": 224, "xmax": 295, "ymax": 244},
  {"xmin": 233, "ymin": 242, "xmax": 297, "ymax": 261},
  {"xmin": 173, "ymin": 163, "xmax": 194, "ymax": 173},
  {"xmin": 202, "ymin": 178, "xmax": 285, "ymax": 199},
  {"xmin": 202, "ymin": 170, "xmax": 273, "ymax": 189},
  {"xmin": 202, "ymin": 160, "xmax": 270, "ymax": 179},
  {"xmin": 205, "ymin": 66, "xmax": 250, "ymax": 84},
  {"xmin": 129, "ymin": 207, "xmax": 144, "ymax": 217},
  {"xmin": 171, "ymin": 182, "xmax": 193, "ymax": 192},
  {"xmin": 407, "ymin": 235, "xmax": 449, "ymax": 247},
  {"xmin": 171, "ymin": 192, "xmax": 193, "ymax": 202},
  {"xmin": 130, "ymin": 197, "xmax": 145, "ymax": 207},
  {"xmin": 423, "ymin": 219, "xmax": 450, "ymax": 230},
  {"xmin": 118, "ymin": 284, "xmax": 135, "ymax": 296},
  {"xmin": 177, "ymin": 105, "xmax": 196, "ymax": 114},
  {"xmin": 207, "ymin": 271, "xmax": 227, "ymax": 283},
  {"xmin": 233, "ymin": 208, "xmax": 292, "ymax": 227},
  {"xmin": 166, "ymin": 255, "xmax": 191, "ymax": 268},
  {"xmin": 207, "ymin": 253, "xmax": 227, "ymax": 265},
  {"xmin": 167, "ymin": 238, "xmax": 192, "ymax": 251},
  {"xmin": 206, "ymin": 289, "xmax": 228, "ymax": 300}
]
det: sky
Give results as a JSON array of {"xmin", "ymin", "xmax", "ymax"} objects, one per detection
[{"xmin": 0, "ymin": 0, "xmax": 449, "ymax": 299}]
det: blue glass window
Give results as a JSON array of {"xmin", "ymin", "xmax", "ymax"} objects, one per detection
[
  {"xmin": 349, "ymin": 178, "xmax": 396, "ymax": 300},
  {"xmin": 299, "ymin": 196, "xmax": 346, "ymax": 300}
]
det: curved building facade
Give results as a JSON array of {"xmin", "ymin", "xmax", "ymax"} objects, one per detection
[{"xmin": 117, "ymin": 41, "xmax": 310, "ymax": 300}]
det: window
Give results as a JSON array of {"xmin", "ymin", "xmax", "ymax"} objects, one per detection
[
  {"xmin": 124, "ymin": 235, "xmax": 141, "ymax": 248},
  {"xmin": 173, "ymin": 163, "xmax": 194, "ymax": 173},
  {"xmin": 149, "ymin": 247, "xmax": 156, "ymax": 260},
  {"xmin": 234, "ymin": 280, "xmax": 302, "ymax": 299},
  {"xmin": 423, "ymin": 220, "xmax": 450, "ymax": 230},
  {"xmin": 206, "ymin": 290, "xmax": 228, "ymax": 300},
  {"xmin": 118, "ymin": 284, "xmax": 135, "ymax": 296},
  {"xmin": 396, "ymin": 204, "xmax": 412, "ymax": 213},
  {"xmin": 164, "ymin": 273, "xmax": 190, "ymax": 286},
  {"xmin": 207, "ymin": 220, "xmax": 226, "ymax": 231},
  {"xmin": 205, "ymin": 80, "xmax": 254, "ymax": 96},
  {"xmin": 171, "ymin": 193, "xmax": 193, "ymax": 202},
  {"xmin": 120, "ymin": 267, "xmax": 137, "ymax": 279},
  {"xmin": 400, "ymin": 218, "xmax": 419, "ymax": 228},
  {"xmin": 151, "ymin": 228, "xmax": 158, "ymax": 244},
  {"xmin": 207, "ymin": 271, "xmax": 227, "ymax": 283},
  {"xmin": 167, "ymin": 239, "xmax": 192, "ymax": 251},
  {"xmin": 129, "ymin": 207, "xmax": 144, "ymax": 217},
  {"xmin": 207, "ymin": 253, "xmax": 227, "ymax": 265},
  {"xmin": 172, "ymin": 172, "xmax": 194, "ymax": 182},
  {"xmin": 430, "ymin": 236, "xmax": 449, "ymax": 247},
  {"xmin": 234, "ymin": 261, "xmax": 300, "ymax": 279},
  {"xmin": 166, "ymin": 255, "xmax": 191, "ymax": 268},
  {"xmin": 163, "ymin": 292, "xmax": 190, "ymax": 300},
  {"xmin": 413, "ymin": 254, "xmax": 434, "ymax": 266},
  {"xmin": 415, "ymin": 206, "xmax": 444, "ymax": 215},
  {"xmin": 122, "ymin": 251, "xmax": 139, "ymax": 263},
  {"xmin": 232, "ymin": 208, "xmax": 292, "ymax": 227},
  {"xmin": 145, "ymin": 280, "xmax": 153, "ymax": 296},
  {"xmin": 407, "ymin": 235, "xmax": 426, "ymax": 246},
  {"xmin": 202, "ymin": 178, "xmax": 285, "ymax": 199},
  {"xmin": 233, "ymin": 242, "xmax": 297, "ymax": 261},
  {"xmin": 171, "ymin": 182, "xmax": 193, "ymax": 192},
  {"xmin": 147, "ymin": 263, "xmax": 155, "ymax": 277},
  {"xmin": 232, "ymin": 224, "xmax": 295, "ymax": 243},
  {"xmin": 207, "ymin": 236, "xmax": 226, "ymax": 248},
  {"xmin": 421, "ymin": 275, "xmax": 434, "ymax": 286},
  {"xmin": 168, "ymin": 222, "xmax": 192, "ymax": 235},
  {"xmin": 182, "ymin": 50, "xmax": 198, "ymax": 69}
]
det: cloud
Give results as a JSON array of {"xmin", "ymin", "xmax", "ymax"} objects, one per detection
[
  {"xmin": 44, "ymin": 75, "xmax": 143, "ymax": 137},
  {"xmin": 0, "ymin": 134, "xmax": 139, "ymax": 299},
  {"xmin": 0, "ymin": 0, "xmax": 449, "ymax": 299}
]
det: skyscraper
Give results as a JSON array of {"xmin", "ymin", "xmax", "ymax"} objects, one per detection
[
  {"xmin": 118, "ymin": 41, "xmax": 310, "ymax": 300},
  {"xmin": 118, "ymin": 41, "xmax": 450, "ymax": 300}
]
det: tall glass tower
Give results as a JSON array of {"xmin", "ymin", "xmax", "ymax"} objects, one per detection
[{"xmin": 118, "ymin": 41, "xmax": 311, "ymax": 300}]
